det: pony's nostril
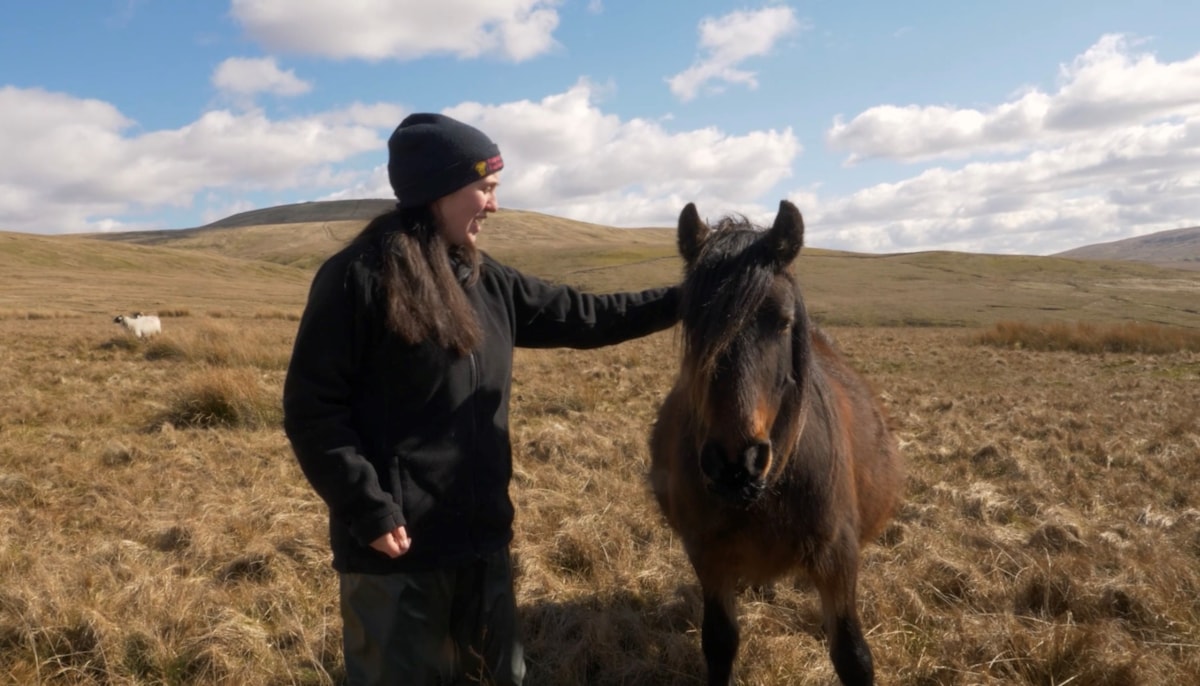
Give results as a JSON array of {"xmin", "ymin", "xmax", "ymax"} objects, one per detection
[
  {"xmin": 743, "ymin": 441, "xmax": 771, "ymax": 476},
  {"xmin": 701, "ymin": 441, "xmax": 769, "ymax": 502}
]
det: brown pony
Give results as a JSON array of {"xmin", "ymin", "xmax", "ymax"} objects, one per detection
[{"xmin": 650, "ymin": 200, "xmax": 903, "ymax": 686}]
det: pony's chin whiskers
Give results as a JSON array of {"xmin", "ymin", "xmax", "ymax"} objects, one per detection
[
  {"xmin": 701, "ymin": 475, "xmax": 766, "ymax": 507},
  {"xmin": 699, "ymin": 441, "xmax": 771, "ymax": 506}
]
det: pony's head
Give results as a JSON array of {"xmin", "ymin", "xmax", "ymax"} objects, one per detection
[{"xmin": 676, "ymin": 200, "xmax": 811, "ymax": 505}]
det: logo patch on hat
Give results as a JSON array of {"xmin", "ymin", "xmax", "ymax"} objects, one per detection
[{"xmin": 475, "ymin": 155, "xmax": 504, "ymax": 177}]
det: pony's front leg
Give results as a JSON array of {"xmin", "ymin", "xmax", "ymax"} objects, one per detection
[
  {"xmin": 700, "ymin": 588, "xmax": 738, "ymax": 686},
  {"xmin": 826, "ymin": 610, "xmax": 873, "ymax": 686},
  {"xmin": 814, "ymin": 547, "xmax": 875, "ymax": 686}
]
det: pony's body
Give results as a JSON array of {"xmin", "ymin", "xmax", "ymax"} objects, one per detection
[{"xmin": 650, "ymin": 201, "xmax": 902, "ymax": 686}]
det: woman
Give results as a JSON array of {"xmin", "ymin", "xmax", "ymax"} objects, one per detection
[{"xmin": 282, "ymin": 113, "xmax": 679, "ymax": 685}]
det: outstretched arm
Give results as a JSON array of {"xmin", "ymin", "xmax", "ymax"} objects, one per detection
[{"xmin": 503, "ymin": 262, "xmax": 681, "ymax": 349}]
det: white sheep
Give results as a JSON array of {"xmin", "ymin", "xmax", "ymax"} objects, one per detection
[{"xmin": 113, "ymin": 312, "xmax": 162, "ymax": 338}]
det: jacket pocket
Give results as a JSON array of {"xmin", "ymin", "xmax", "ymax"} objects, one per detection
[{"xmin": 394, "ymin": 447, "xmax": 456, "ymax": 529}]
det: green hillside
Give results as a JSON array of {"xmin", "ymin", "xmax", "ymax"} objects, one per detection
[{"xmin": 5, "ymin": 204, "xmax": 1199, "ymax": 328}]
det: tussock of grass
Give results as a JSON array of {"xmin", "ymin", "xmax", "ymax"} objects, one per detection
[
  {"xmin": 0, "ymin": 310, "xmax": 80, "ymax": 320},
  {"xmin": 98, "ymin": 335, "xmax": 144, "ymax": 352},
  {"xmin": 157, "ymin": 368, "xmax": 281, "ymax": 429},
  {"xmin": 145, "ymin": 319, "xmax": 292, "ymax": 369},
  {"xmin": 977, "ymin": 319, "xmax": 1200, "ymax": 354},
  {"xmin": 252, "ymin": 309, "xmax": 301, "ymax": 321},
  {"xmin": 143, "ymin": 338, "xmax": 188, "ymax": 361}
]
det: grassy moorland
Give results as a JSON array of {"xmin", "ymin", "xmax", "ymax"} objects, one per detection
[
  {"xmin": 1, "ymin": 214, "xmax": 1199, "ymax": 685},
  {"xmin": 77, "ymin": 206, "xmax": 1200, "ymax": 327}
]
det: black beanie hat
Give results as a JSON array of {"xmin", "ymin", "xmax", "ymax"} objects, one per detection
[{"xmin": 387, "ymin": 113, "xmax": 504, "ymax": 208}]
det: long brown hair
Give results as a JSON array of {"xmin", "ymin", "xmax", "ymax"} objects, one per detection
[{"xmin": 352, "ymin": 207, "xmax": 482, "ymax": 356}]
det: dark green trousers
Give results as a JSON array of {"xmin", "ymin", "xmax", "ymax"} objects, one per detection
[{"xmin": 339, "ymin": 548, "xmax": 525, "ymax": 686}]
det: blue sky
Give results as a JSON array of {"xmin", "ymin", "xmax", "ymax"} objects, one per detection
[{"xmin": 1, "ymin": 1, "xmax": 1197, "ymax": 255}]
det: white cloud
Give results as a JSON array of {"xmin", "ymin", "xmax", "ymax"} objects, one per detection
[
  {"xmin": 230, "ymin": 0, "xmax": 562, "ymax": 62},
  {"xmin": 827, "ymin": 33, "xmax": 1200, "ymax": 163},
  {"xmin": 827, "ymin": 93, "xmax": 1053, "ymax": 165},
  {"xmin": 810, "ymin": 110, "xmax": 1200, "ymax": 251},
  {"xmin": 328, "ymin": 80, "xmax": 803, "ymax": 225},
  {"xmin": 0, "ymin": 80, "xmax": 799, "ymax": 235},
  {"xmin": 804, "ymin": 34, "xmax": 1200, "ymax": 255},
  {"xmin": 1047, "ymin": 34, "xmax": 1200, "ymax": 129},
  {"xmin": 668, "ymin": 6, "xmax": 804, "ymax": 101},
  {"xmin": 439, "ymin": 80, "xmax": 800, "ymax": 227},
  {"xmin": 0, "ymin": 86, "xmax": 383, "ymax": 233},
  {"xmin": 211, "ymin": 57, "xmax": 312, "ymax": 97},
  {"xmin": 7, "ymin": 30, "xmax": 1195, "ymax": 255}
]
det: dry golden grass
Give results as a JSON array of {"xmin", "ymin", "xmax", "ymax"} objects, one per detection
[
  {"xmin": 0, "ymin": 231, "xmax": 311, "ymax": 317},
  {"xmin": 2, "ymin": 219, "xmax": 1199, "ymax": 684},
  {"xmin": 2, "ymin": 313, "xmax": 1198, "ymax": 685},
  {"xmin": 977, "ymin": 320, "xmax": 1200, "ymax": 354}
]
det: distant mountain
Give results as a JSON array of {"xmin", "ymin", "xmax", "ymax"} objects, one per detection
[
  {"xmin": 200, "ymin": 199, "xmax": 397, "ymax": 229},
  {"xmin": 1055, "ymin": 226, "xmax": 1200, "ymax": 271},
  {"xmin": 89, "ymin": 200, "xmax": 677, "ymax": 270},
  {"xmin": 93, "ymin": 199, "xmax": 398, "ymax": 252}
]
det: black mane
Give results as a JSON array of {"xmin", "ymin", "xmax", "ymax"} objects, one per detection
[{"xmin": 680, "ymin": 217, "xmax": 783, "ymax": 377}]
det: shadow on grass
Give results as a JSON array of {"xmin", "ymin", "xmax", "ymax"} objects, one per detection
[{"xmin": 518, "ymin": 585, "xmax": 827, "ymax": 686}]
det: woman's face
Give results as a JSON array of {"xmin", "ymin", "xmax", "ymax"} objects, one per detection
[{"xmin": 432, "ymin": 173, "xmax": 500, "ymax": 248}]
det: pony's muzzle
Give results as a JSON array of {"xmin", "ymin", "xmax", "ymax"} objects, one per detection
[{"xmin": 699, "ymin": 440, "xmax": 771, "ymax": 504}]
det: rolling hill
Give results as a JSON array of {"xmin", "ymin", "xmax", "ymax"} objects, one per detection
[
  {"xmin": 2, "ymin": 200, "xmax": 1196, "ymax": 328},
  {"xmin": 1055, "ymin": 225, "xmax": 1200, "ymax": 271},
  {"xmin": 92, "ymin": 201, "xmax": 677, "ymax": 271},
  {"xmin": 0, "ymin": 230, "xmax": 312, "ymax": 317},
  {"xmin": 103, "ymin": 199, "xmax": 1200, "ymax": 272}
]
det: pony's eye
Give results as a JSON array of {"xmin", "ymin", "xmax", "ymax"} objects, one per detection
[
  {"xmin": 774, "ymin": 312, "xmax": 795, "ymax": 334},
  {"xmin": 757, "ymin": 307, "xmax": 792, "ymax": 334}
]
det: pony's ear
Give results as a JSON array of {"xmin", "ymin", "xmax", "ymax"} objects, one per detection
[
  {"xmin": 765, "ymin": 200, "xmax": 804, "ymax": 271},
  {"xmin": 677, "ymin": 203, "xmax": 710, "ymax": 266}
]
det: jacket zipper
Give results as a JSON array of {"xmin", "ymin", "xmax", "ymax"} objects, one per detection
[{"xmin": 467, "ymin": 349, "xmax": 480, "ymax": 553}]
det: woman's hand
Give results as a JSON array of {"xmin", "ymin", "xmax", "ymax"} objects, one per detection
[{"xmin": 369, "ymin": 526, "xmax": 412, "ymax": 558}]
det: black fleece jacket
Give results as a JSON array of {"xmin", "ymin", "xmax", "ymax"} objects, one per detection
[{"xmin": 282, "ymin": 241, "xmax": 680, "ymax": 573}]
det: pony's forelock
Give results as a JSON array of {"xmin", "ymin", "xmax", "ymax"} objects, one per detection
[{"xmin": 681, "ymin": 218, "xmax": 779, "ymax": 381}]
